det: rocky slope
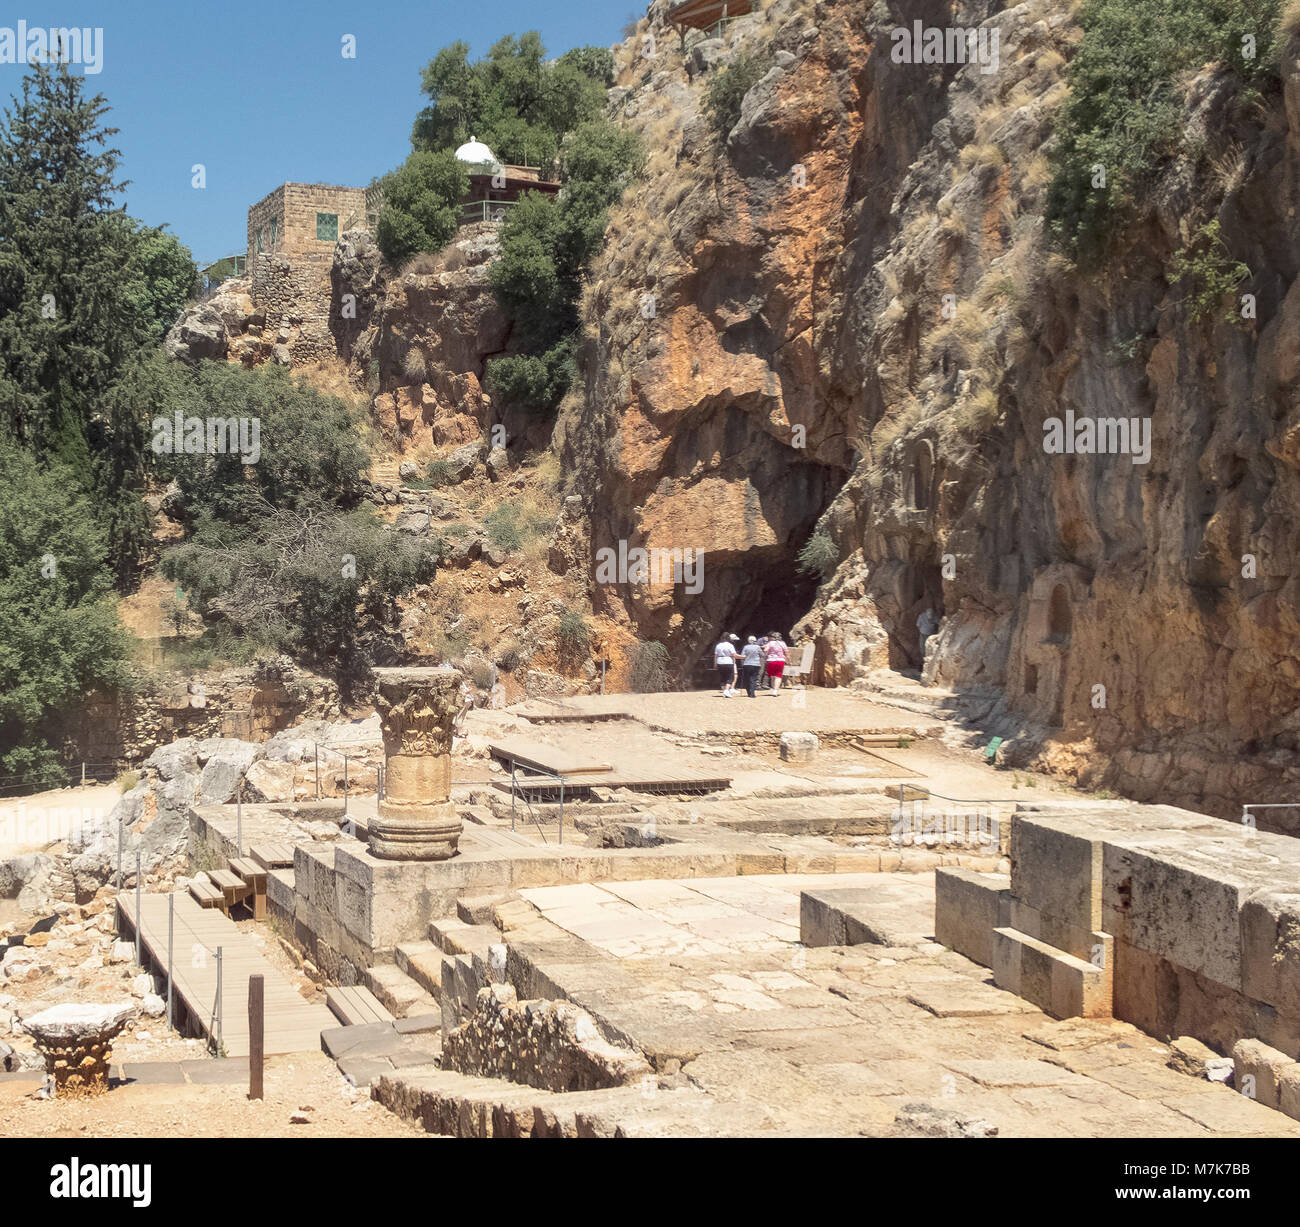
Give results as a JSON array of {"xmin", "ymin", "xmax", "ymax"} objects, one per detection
[
  {"xmin": 165, "ymin": 0, "xmax": 1300, "ymax": 819},
  {"xmin": 554, "ymin": 0, "xmax": 1300, "ymax": 819}
]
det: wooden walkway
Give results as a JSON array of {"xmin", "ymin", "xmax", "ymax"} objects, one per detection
[{"xmin": 117, "ymin": 892, "xmax": 333, "ymax": 1058}]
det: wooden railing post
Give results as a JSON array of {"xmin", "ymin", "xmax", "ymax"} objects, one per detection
[{"xmin": 248, "ymin": 974, "xmax": 264, "ymax": 1100}]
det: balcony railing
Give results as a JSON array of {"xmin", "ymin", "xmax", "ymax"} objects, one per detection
[{"xmin": 460, "ymin": 199, "xmax": 516, "ymax": 226}]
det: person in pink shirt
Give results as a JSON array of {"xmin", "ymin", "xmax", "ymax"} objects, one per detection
[{"xmin": 762, "ymin": 632, "xmax": 788, "ymax": 693}]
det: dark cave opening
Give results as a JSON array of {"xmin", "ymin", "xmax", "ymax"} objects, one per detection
[
  {"xmin": 888, "ymin": 560, "xmax": 946, "ymax": 671},
  {"xmin": 687, "ymin": 566, "xmax": 822, "ymax": 687}
]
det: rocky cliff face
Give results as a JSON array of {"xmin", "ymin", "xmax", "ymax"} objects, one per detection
[{"xmin": 558, "ymin": 0, "xmax": 1300, "ymax": 818}]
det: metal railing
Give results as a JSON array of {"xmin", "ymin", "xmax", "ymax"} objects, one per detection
[
  {"xmin": 0, "ymin": 760, "xmax": 121, "ymax": 798},
  {"xmin": 461, "ymin": 199, "xmax": 515, "ymax": 226},
  {"xmin": 115, "ymin": 847, "xmax": 227, "ymax": 1055},
  {"xmin": 506, "ymin": 759, "xmax": 566, "ymax": 845},
  {"xmin": 1240, "ymin": 802, "xmax": 1300, "ymax": 834},
  {"xmin": 893, "ymin": 783, "xmax": 1019, "ymax": 850}
]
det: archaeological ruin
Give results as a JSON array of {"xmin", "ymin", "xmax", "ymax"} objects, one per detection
[{"xmin": 6, "ymin": 0, "xmax": 1300, "ymax": 1197}]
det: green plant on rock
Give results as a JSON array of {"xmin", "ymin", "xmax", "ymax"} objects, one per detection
[
  {"xmin": 1045, "ymin": 0, "xmax": 1284, "ymax": 259},
  {"xmin": 704, "ymin": 49, "xmax": 768, "ymax": 139},
  {"xmin": 1168, "ymin": 220, "xmax": 1251, "ymax": 324},
  {"xmin": 556, "ymin": 609, "xmax": 590, "ymax": 659},
  {"xmin": 797, "ymin": 530, "xmax": 837, "ymax": 578},
  {"xmin": 627, "ymin": 640, "xmax": 669, "ymax": 693}
]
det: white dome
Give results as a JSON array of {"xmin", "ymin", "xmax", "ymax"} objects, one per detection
[{"xmin": 454, "ymin": 136, "xmax": 496, "ymax": 165}]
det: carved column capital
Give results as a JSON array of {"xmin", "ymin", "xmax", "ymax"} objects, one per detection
[{"xmin": 369, "ymin": 666, "xmax": 464, "ymax": 861}]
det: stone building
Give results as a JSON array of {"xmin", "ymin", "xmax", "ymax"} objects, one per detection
[{"xmin": 245, "ymin": 182, "xmax": 369, "ymax": 363}]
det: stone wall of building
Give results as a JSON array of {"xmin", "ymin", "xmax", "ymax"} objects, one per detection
[
  {"xmin": 442, "ymin": 983, "xmax": 651, "ymax": 1092},
  {"xmin": 246, "ymin": 183, "xmax": 367, "ymax": 365}
]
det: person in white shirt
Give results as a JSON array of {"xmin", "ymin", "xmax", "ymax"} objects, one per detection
[{"xmin": 714, "ymin": 635, "xmax": 739, "ymax": 697}]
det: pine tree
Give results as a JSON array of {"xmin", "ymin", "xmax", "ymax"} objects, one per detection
[{"xmin": 0, "ymin": 64, "xmax": 141, "ymax": 451}]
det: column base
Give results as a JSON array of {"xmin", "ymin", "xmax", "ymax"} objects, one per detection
[{"xmin": 368, "ymin": 799, "xmax": 462, "ymax": 861}]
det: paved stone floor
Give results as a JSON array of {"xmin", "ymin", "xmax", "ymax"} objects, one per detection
[{"xmin": 511, "ymin": 874, "xmax": 1300, "ymax": 1137}]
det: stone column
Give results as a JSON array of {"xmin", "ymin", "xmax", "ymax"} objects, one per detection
[{"xmin": 369, "ymin": 666, "xmax": 463, "ymax": 861}]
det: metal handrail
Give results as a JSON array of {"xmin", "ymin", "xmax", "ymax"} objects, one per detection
[
  {"xmin": 893, "ymin": 782, "xmax": 1016, "ymax": 849},
  {"xmin": 461, "ymin": 199, "xmax": 514, "ymax": 225},
  {"xmin": 507, "ymin": 758, "xmax": 566, "ymax": 845}
]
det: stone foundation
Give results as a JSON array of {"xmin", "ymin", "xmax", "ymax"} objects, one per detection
[{"xmin": 934, "ymin": 802, "xmax": 1300, "ymax": 1119}]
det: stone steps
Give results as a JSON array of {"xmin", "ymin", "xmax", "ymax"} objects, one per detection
[
  {"xmin": 456, "ymin": 894, "xmax": 513, "ymax": 925},
  {"xmin": 991, "ymin": 926, "xmax": 1111, "ymax": 1020},
  {"xmin": 395, "ymin": 940, "xmax": 444, "ymax": 995},
  {"xmin": 364, "ymin": 962, "xmax": 440, "ymax": 1019},
  {"xmin": 429, "ymin": 916, "xmax": 500, "ymax": 959}
]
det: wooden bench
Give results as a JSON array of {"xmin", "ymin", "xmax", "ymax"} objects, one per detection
[
  {"xmin": 229, "ymin": 857, "xmax": 268, "ymax": 920},
  {"xmin": 326, "ymin": 985, "xmax": 395, "ymax": 1027},
  {"xmin": 189, "ymin": 880, "xmax": 224, "ymax": 909},
  {"xmin": 249, "ymin": 842, "xmax": 294, "ymax": 871}
]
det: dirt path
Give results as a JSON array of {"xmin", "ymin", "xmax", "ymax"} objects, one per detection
[{"xmin": 0, "ymin": 1052, "xmax": 428, "ymax": 1138}]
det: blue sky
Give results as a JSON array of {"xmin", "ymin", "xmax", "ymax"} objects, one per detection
[{"xmin": 1, "ymin": 0, "xmax": 630, "ymax": 266}]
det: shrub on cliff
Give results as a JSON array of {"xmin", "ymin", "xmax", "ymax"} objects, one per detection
[
  {"xmin": 486, "ymin": 120, "xmax": 640, "ymax": 413},
  {"xmin": 1045, "ymin": 0, "xmax": 1283, "ymax": 258},
  {"xmin": 797, "ymin": 531, "xmax": 838, "ymax": 579},
  {"xmin": 704, "ymin": 49, "xmax": 768, "ymax": 139},
  {"xmin": 156, "ymin": 361, "xmax": 370, "ymax": 529},
  {"xmin": 374, "ymin": 150, "xmax": 468, "ymax": 265},
  {"xmin": 163, "ymin": 503, "xmax": 443, "ymax": 694}
]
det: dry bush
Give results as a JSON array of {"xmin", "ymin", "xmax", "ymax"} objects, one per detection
[
  {"xmin": 870, "ymin": 396, "xmax": 924, "ymax": 460},
  {"xmin": 959, "ymin": 142, "xmax": 1005, "ymax": 173},
  {"xmin": 400, "ymin": 251, "xmax": 442, "ymax": 277},
  {"xmin": 403, "ymin": 348, "xmax": 428, "ymax": 382},
  {"xmin": 950, "ymin": 386, "xmax": 1000, "ymax": 434},
  {"xmin": 922, "ymin": 300, "xmax": 991, "ymax": 371}
]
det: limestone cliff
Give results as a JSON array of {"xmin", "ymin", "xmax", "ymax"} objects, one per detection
[{"xmin": 558, "ymin": 0, "xmax": 1300, "ymax": 818}]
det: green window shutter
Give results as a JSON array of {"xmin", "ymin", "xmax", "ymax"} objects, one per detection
[
  {"xmin": 270, "ymin": 217, "xmax": 278, "ymax": 246},
  {"xmin": 316, "ymin": 212, "xmax": 338, "ymax": 241}
]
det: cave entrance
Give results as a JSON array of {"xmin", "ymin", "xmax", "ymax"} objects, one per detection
[
  {"xmin": 691, "ymin": 567, "xmax": 822, "ymax": 688},
  {"xmin": 742, "ymin": 570, "xmax": 821, "ymax": 640},
  {"xmin": 890, "ymin": 560, "xmax": 946, "ymax": 672}
]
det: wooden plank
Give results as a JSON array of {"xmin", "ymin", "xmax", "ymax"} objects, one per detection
[
  {"xmin": 189, "ymin": 881, "xmax": 223, "ymax": 907},
  {"xmin": 118, "ymin": 893, "xmax": 333, "ymax": 1058},
  {"xmin": 489, "ymin": 739, "xmax": 613, "ymax": 777},
  {"xmin": 250, "ymin": 843, "xmax": 294, "ymax": 870},
  {"xmin": 326, "ymin": 985, "xmax": 394, "ymax": 1026}
]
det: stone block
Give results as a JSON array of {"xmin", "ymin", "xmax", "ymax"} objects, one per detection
[
  {"xmin": 992, "ymin": 927, "xmax": 1110, "ymax": 1019},
  {"xmin": 1232, "ymin": 1038, "xmax": 1295, "ymax": 1112},
  {"xmin": 1009, "ymin": 813, "xmax": 1103, "ymax": 935},
  {"xmin": 1240, "ymin": 889, "xmax": 1300, "ymax": 1018},
  {"xmin": 933, "ymin": 867, "xmax": 1009, "ymax": 968},
  {"xmin": 800, "ymin": 885, "xmax": 933, "ymax": 949},
  {"xmin": 778, "ymin": 732, "xmax": 818, "ymax": 763},
  {"xmin": 1103, "ymin": 843, "xmax": 1252, "ymax": 991}
]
